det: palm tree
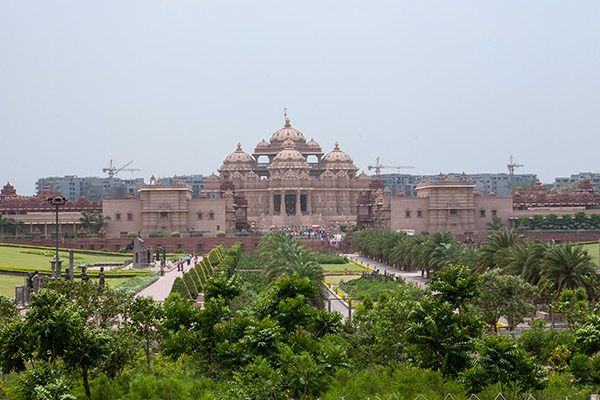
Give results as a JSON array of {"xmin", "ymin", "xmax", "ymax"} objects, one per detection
[
  {"xmin": 92, "ymin": 213, "xmax": 111, "ymax": 233},
  {"xmin": 0, "ymin": 213, "xmax": 23, "ymax": 235},
  {"xmin": 476, "ymin": 229, "xmax": 520, "ymax": 272},
  {"xmin": 259, "ymin": 231, "xmax": 325, "ymax": 287},
  {"xmin": 503, "ymin": 240, "xmax": 548, "ymax": 287},
  {"xmin": 541, "ymin": 243, "xmax": 597, "ymax": 294},
  {"xmin": 79, "ymin": 212, "xmax": 96, "ymax": 231}
]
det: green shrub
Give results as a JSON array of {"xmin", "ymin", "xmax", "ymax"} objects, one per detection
[
  {"xmin": 238, "ymin": 252, "xmax": 261, "ymax": 269},
  {"xmin": 114, "ymin": 273, "xmax": 160, "ymax": 296},
  {"xmin": 171, "ymin": 231, "xmax": 181, "ymax": 237},
  {"xmin": 188, "ymin": 267, "xmax": 203, "ymax": 292},
  {"xmin": 569, "ymin": 353, "xmax": 591, "ymax": 382},
  {"xmin": 176, "ymin": 248, "xmax": 186, "ymax": 254},
  {"xmin": 191, "ymin": 231, "xmax": 203, "ymax": 237},
  {"xmin": 216, "ymin": 231, "xmax": 226, "ymax": 237},
  {"xmin": 170, "ymin": 277, "xmax": 191, "ymax": 300},
  {"xmin": 315, "ymin": 253, "xmax": 348, "ymax": 264},
  {"xmin": 127, "ymin": 232, "xmax": 137, "ymax": 238},
  {"xmin": 183, "ymin": 272, "xmax": 198, "ymax": 298}
]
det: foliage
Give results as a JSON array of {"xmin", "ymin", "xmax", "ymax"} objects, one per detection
[
  {"xmin": 170, "ymin": 277, "xmax": 192, "ymax": 300},
  {"xmin": 237, "ymin": 252, "xmax": 261, "ymax": 269},
  {"xmin": 486, "ymin": 215, "xmax": 505, "ymax": 231},
  {"xmin": 112, "ymin": 272, "xmax": 159, "ymax": 296},
  {"xmin": 259, "ymin": 231, "xmax": 324, "ymax": 294},
  {"xmin": 342, "ymin": 275, "xmax": 404, "ymax": 301},
  {"xmin": 460, "ymin": 334, "xmax": 544, "ymax": 395},
  {"xmin": 315, "ymin": 253, "xmax": 348, "ymax": 264},
  {"xmin": 472, "ymin": 269, "xmax": 537, "ymax": 332}
]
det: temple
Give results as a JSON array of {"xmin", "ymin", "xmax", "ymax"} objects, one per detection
[{"xmin": 203, "ymin": 114, "xmax": 372, "ymax": 230}]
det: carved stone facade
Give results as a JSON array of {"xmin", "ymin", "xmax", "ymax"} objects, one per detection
[
  {"xmin": 363, "ymin": 175, "xmax": 600, "ymax": 235},
  {"xmin": 102, "ymin": 178, "xmax": 233, "ymax": 238},
  {"xmin": 204, "ymin": 115, "xmax": 372, "ymax": 229}
]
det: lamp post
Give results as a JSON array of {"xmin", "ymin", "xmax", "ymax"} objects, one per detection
[{"xmin": 46, "ymin": 196, "xmax": 67, "ymax": 278}]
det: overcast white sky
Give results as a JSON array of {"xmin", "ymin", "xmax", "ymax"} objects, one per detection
[{"xmin": 1, "ymin": 1, "xmax": 599, "ymax": 195}]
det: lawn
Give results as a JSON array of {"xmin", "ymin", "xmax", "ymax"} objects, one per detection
[
  {"xmin": 320, "ymin": 262, "xmax": 369, "ymax": 272},
  {"xmin": 581, "ymin": 243, "xmax": 599, "ymax": 266},
  {"xmin": 0, "ymin": 275, "xmax": 132, "ymax": 297},
  {"xmin": 324, "ymin": 274, "xmax": 360, "ymax": 285},
  {"xmin": 0, "ymin": 246, "xmax": 131, "ymax": 270}
]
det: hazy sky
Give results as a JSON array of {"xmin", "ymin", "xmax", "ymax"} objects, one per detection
[{"xmin": 2, "ymin": 1, "xmax": 599, "ymax": 195}]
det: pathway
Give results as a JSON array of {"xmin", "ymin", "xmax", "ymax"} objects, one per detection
[
  {"xmin": 136, "ymin": 259, "xmax": 196, "ymax": 302},
  {"xmin": 344, "ymin": 253, "xmax": 430, "ymax": 288}
]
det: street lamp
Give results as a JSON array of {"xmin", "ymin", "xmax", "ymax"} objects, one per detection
[{"xmin": 46, "ymin": 196, "xmax": 67, "ymax": 278}]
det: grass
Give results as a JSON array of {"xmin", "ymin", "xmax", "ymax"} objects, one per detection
[
  {"xmin": 320, "ymin": 262, "xmax": 368, "ymax": 272},
  {"xmin": 324, "ymin": 274, "xmax": 360, "ymax": 285},
  {"xmin": 0, "ymin": 246, "xmax": 131, "ymax": 270},
  {"xmin": 342, "ymin": 276, "xmax": 403, "ymax": 301},
  {"xmin": 581, "ymin": 243, "xmax": 599, "ymax": 266},
  {"xmin": 0, "ymin": 275, "xmax": 133, "ymax": 297}
]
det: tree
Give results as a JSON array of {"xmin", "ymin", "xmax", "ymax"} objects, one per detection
[
  {"xmin": 259, "ymin": 231, "xmax": 324, "ymax": 293},
  {"xmin": 460, "ymin": 334, "xmax": 543, "ymax": 395},
  {"xmin": 472, "ymin": 269, "xmax": 537, "ymax": 333},
  {"xmin": 486, "ymin": 216, "xmax": 505, "ymax": 231},
  {"xmin": 123, "ymin": 296, "xmax": 164, "ymax": 373},
  {"xmin": 476, "ymin": 229, "xmax": 519, "ymax": 272},
  {"xmin": 541, "ymin": 243, "xmax": 597, "ymax": 294},
  {"xmin": 0, "ymin": 213, "xmax": 23, "ymax": 235},
  {"xmin": 405, "ymin": 294, "xmax": 482, "ymax": 376},
  {"xmin": 429, "ymin": 265, "xmax": 479, "ymax": 327}
]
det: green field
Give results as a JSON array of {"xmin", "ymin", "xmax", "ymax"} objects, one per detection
[
  {"xmin": 0, "ymin": 275, "xmax": 131, "ymax": 297},
  {"xmin": 581, "ymin": 243, "xmax": 599, "ymax": 266},
  {"xmin": 320, "ymin": 262, "xmax": 369, "ymax": 272},
  {"xmin": 0, "ymin": 246, "xmax": 131, "ymax": 270}
]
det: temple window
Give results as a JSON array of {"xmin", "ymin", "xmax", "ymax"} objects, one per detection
[
  {"xmin": 209, "ymin": 212, "xmax": 214, "ymax": 220},
  {"xmin": 115, "ymin": 213, "xmax": 121, "ymax": 221},
  {"xmin": 492, "ymin": 210, "xmax": 497, "ymax": 216},
  {"xmin": 480, "ymin": 210, "xmax": 486, "ymax": 218},
  {"xmin": 160, "ymin": 212, "xmax": 168, "ymax": 219},
  {"xmin": 197, "ymin": 212, "xmax": 203, "ymax": 220},
  {"xmin": 216, "ymin": 225, "xmax": 220, "ymax": 230},
  {"xmin": 405, "ymin": 210, "xmax": 411, "ymax": 218},
  {"xmin": 127, "ymin": 213, "xmax": 133, "ymax": 221},
  {"xmin": 450, "ymin": 209, "xmax": 457, "ymax": 215},
  {"xmin": 417, "ymin": 210, "xmax": 422, "ymax": 218}
]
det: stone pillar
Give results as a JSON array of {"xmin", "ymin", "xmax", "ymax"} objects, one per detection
[
  {"xmin": 307, "ymin": 189, "xmax": 312, "ymax": 215},
  {"xmin": 296, "ymin": 190, "xmax": 301, "ymax": 215}
]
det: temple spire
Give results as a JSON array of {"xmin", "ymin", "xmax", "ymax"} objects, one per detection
[{"xmin": 284, "ymin": 107, "xmax": 291, "ymax": 127}]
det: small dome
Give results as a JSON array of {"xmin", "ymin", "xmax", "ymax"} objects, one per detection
[
  {"xmin": 270, "ymin": 116, "xmax": 306, "ymax": 144},
  {"xmin": 322, "ymin": 142, "xmax": 354, "ymax": 164},
  {"xmin": 269, "ymin": 140, "xmax": 309, "ymax": 170},
  {"xmin": 223, "ymin": 143, "xmax": 255, "ymax": 165},
  {"xmin": 256, "ymin": 139, "xmax": 269, "ymax": 149},
  {"xmin": 307, "ymin": 138, "xmax": 321, "ymax": 149}
]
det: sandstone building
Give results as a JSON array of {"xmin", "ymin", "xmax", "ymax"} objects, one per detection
[{"xmin": 203, "ymin": 114, "xmax": 372, "ymax": 230}]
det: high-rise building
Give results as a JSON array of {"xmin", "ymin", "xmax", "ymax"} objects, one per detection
[
  {"xmin": 378, "ymin": 172, "xmax": 537, "ymax": 197},
  {"xmin": 35, "ymin": 176, "xmax": 145, "ymax": 201}
]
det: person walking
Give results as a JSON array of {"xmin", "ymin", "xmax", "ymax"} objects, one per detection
[{"xmin": 98, "ymin": 267, "xmax": 106, "ymax": 289}]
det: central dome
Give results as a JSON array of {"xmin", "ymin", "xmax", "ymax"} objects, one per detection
[
  {"xmin": 270, "ymin": 116, "xmax": 306, "ymax": 144},
  {"xmin": 269, "ymin": 140, "xmax": 309, "ymax": 170}
]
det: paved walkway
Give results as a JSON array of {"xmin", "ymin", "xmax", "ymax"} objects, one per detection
[
  {"xmin": 343, "ymin": 253, "xmax": 430, "ymax": 288},
  {"xmin": 136, "ymin": 259, "xmax": 196, "ymax": 301}
]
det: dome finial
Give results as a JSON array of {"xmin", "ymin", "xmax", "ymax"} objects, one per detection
[
  {"xmin": 284, "ymin": 107, "xmax": 291, "ymax": 127},
  {"xmin": 335, "ymin": 141, "xmax": 339, "ymax": 149},
  {"xmin": 237, "ymin": 142, "xmax": 241, "ymax": 150}
]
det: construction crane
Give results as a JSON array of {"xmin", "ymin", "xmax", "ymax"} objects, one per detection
[
  {"xmin": 102, "ymin": 160, "xmax": 140, "ymax": 179},
  {"xmin": 507, "ymin": 156, "xmax": 524, "ymax": 176},
  {"xmin": 368, "ymin": 157, "xmax": 414, "ymax": 177}
]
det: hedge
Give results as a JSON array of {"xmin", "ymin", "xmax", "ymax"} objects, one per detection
[
  {"xmin": 183, "ymin": 272, "xmax": 198, "ymax": 298},
  {"xmin": 170, "ymin": 277, "xmax": 191, "ymax": 300},
  {"xmin": 0, "ymin": 243, "xmax": 127, "ymax": 257},
  {"xmin": 0, "ymin": 265, "xmax": 151, "ymax": 277},
  {"xmin": 188, "ymin": 267, "xmax": 203, "ymax": 291}
]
